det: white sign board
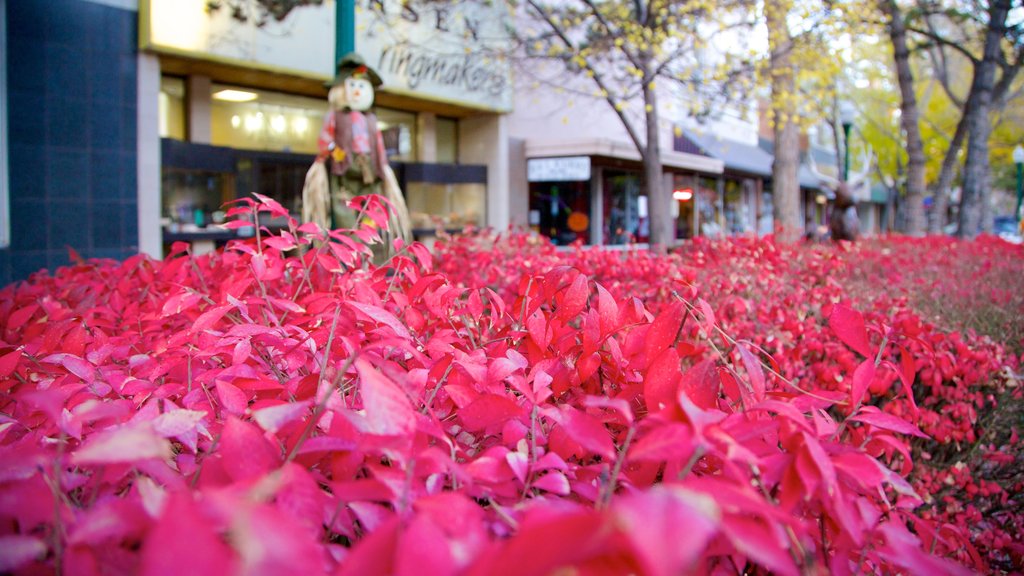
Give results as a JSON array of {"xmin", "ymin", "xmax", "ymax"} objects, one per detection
[
  {"xmin": 527, "ymin": 157, "xmax": 592, "ymax": 182},
  {"xmin": 357, "ymin": 0, "xmax": 513, "ymax": 112},
  {"xmin": 144, "ymin": 0, "xmax": 335, "ymax": 79}
]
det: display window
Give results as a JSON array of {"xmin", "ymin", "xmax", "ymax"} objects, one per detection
[
  {"xmin": 407, "ymin": 182, "xmax": 486, "ymax": 231},
  {"xmin": 603, "ymin": 171, "xmax": 646, "ymax": 245},
  {"xmin": 159, "ymin": 76, "xmax": 186, "ymax": 140},
  {"xmin": 528, "ymin": 180, "xmax": 590, "ymax": 246}
]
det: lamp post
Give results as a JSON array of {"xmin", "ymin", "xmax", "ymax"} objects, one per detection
[
  {"xmin": 840, "ymin": 101, "xmax": 857, "ymax": 181},
  {"xmin": 1013, "ymin": 145, "xmax": 1024, "ymax": 223}
]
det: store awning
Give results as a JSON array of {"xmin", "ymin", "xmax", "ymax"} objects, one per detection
[
  {"xmin": 679, "ymin": 130, "xmax": 773, "ymax": 178},
  {"xmin": 525, "ymin": 138, "xmax": 724, "ymax": 175}
]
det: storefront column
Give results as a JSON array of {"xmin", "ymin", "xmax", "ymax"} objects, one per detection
[
  {"xmin": 417, "ymin": 112, "xmax": 437, "ymax": 163},
  {"xmin": 460, "ymin": 114, "xmax": 509, "ymax": 230},
  {"xmin": 716, "ymin": 177, "xmax": 726, "ymax": 228},
  {"xmin": 137, "ymin": 53, "xmax": 162, "ymax": 258},
  {"xmin": 187, "ymin": 75, "xmax": 212, "ymax": 144},
  {"xmin": 590, "ymin": 165, "xmax": 603, "ymax": 246}
]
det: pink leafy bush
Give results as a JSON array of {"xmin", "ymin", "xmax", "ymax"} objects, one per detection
[{"xmin": 0, "ymin": 196, "xmax": 1019, "ymax": 574}]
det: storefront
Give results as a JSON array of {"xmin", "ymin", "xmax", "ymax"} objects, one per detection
[
  {"xmin": 524, "ymin": 139, "xmax": 723, "ymax": 246},
  {"xmin": 139, "ymin": 0, "xmax": 512, "ymax": 254},
  {"xmin": 674, "ymin": 129, "xmax": 773, "ymax": 238}
]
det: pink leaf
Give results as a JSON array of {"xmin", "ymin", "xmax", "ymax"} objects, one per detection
[
  {"xmin": 614, "ymin": 486, "xmax": 719, "ymax": 574},
  {"xmin": 252, "ymin": 401, "xmax": 311, "ymax": 434},
  {"xmin": 558, "ymin": 273, "xmax": 589, "ymax": 320},
  {"xmin": 850, "ymin": 359, "xmax": 876, "ymax": 406},
  {"xmin": 736, "ymin": 342, "xmax": 766, "ymax": 403},
  {"xmin": 71, "ymin": 425, "xmax": 171, "ymax": 465},
  {"xmin": 533, "ymin": 471, "xmax": 570, "ymax": 495},
  {"xmin": 556, "ymin": 405, "xmax": 615, "ymax": 460},
  {"xmin": 0, "ymin": 349, "xmax": 22, "ymax": 378},
  {"xmin": 829, "ymin": 304, "xmax": 872, "ymax": 358},
  {"xmin": 458, "ymin": 394, "xmax": 524, "ymax": 432},
  {"xmin": 679, "ymin": 359, "xmax": 720, "ymax": 410},
  {"xmin": 216, "ymin": 380, "xmax": 249, "ymax": 416},
  {"xmin": 152, "ymin": 409, "xmax": 206, "ymax": 438},
  {"xmin": 595, "ymin": 283, "xmax": 619, "ymax": 336},
  {"xmin": 644, "ymin": 347, "xmax": 681, "ymax": 412},
  {"xmin": 850, "ymin": 409, "xmax": 930, "ymax": 438},
  {"xmin": 218, "ymin": 417, "xmax": 281, "ymax": 482},
  {"xmin": 190, "ymin": 304, "xmax": 232, "ymax": 335},
  {"xmin": 0, "ymin": 535, "xmax": 46, "ymax": 572},
  {"xmin": 629, "ymin": 423, "xmax": 693, "ymax": 462},
  {"xmin": 140, "ymin": 492, "xmax": 236, "ymax": 576},
  {"xmin": 61, "ymin": 354, "xmax": 96, "ymax": 382},
  {"xmin": 357, "ymin": 358, "xmax": 416, "ymax": 438},
  {"xmin": 643, "ymin": 301, "xmax": 685, "ymax": 367},
  {"xmin": 348, "ymin": 302, "xmax": 412, "ymax": 340}
]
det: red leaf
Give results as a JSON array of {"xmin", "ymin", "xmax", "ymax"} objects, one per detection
[
  {"xmin": 6, "ymin": 304, "xmax": 39, "ymax": 332},
  {"xmin": 556, "ymin": 406, "xmax": 615, "ymax": 460},
  {"xmin": 141, "ymin": 492, "xmax": 236, "ymax": 576},
  {"xmin": 736, "ymin": 342, "xmax": 765, "ymax": 403},
  {"xmin": 349, "ymin": 302, "xmax": 412, "ymax": 340},
  {"xmin": 828, "ymin": 304, "xmax": 872, "ymax": 358},
  {"xmin": 629, "ymin": 423, "xmax": 693, "ymax": 462},
  {"xmin": 61, "ymin": 354, "xmax": 96, "ymax": 382},
  {"xmin": 558, "ymin": 273, "xmax": 589, "ymax": 320},
  {"xmin": 721, "ymin": 515, "xmax": 798, "ymax": 576},
  {"xmin": 0, "ymin": 349, "xmax": 21, "ymax": 378},
  {"xmin": 614, "ymin": 486, "xmax": 719, "ymax": 574},
  {"xmin": 850, "ymin": 409, "xmax": 930, "ymax": 438},
  {"xmin": 643, "ymin": 301, "xmax": 685, "ymax": 367},
  {"xmin": 216, "ymin": 381, "xmax": 249, "ymax": 416},
  {"xmin": 458, "ymin": 394, "xmax": 524, "ymax": 432},
  {"xmin": 595, "ymin": 283, "xmax": 619, "ymax": 336},
  {"xmin": 645, "ymin": 347, "xmax": 681, "ymax": 412},
  {"xmin": 850, "ymin": 359, "xmax": 876, "ymax": 406},
  {"xmin": 190, "ymin": 305, "xmax": 232, "ymax": 335},
  {"xmin": 71, "ymin": 425, "xmax": 171, "ymax": 465},
  {"xmin": 533, "ymin": 471, "xmax": 571, "ymax": 495},
  {"xmin": 218, "ymin": 417, "xmax": 281, "ymax": 482},
  {"xmin": 356, "ymin": 358, "xmax": 416, "ymax": 438},
  {"xmin": 679, "ymin": 359, "xmax": 720, "ymax": 410},
  {"xmin": 252, "ymin": 400, "xmax": 311, "ymax": 434}
]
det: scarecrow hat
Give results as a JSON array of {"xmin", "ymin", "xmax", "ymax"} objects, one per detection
[{"xmin": 326, "ymin": 52, "xmax": 383, "ymax": 88}]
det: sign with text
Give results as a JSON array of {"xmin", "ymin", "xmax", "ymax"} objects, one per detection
[
  {"xmin": 528, "ymin": 157, "xmax": 592, "ymax": 182},
  {"xmin": 357, "ymin": 0, "xmax": 513, "ymax": 112},
  {"xmin": 143, "ymin": 0, "xmax": 334, "ymax": 79}
]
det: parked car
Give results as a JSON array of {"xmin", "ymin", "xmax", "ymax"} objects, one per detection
[{"xmin": 993, "ymin": 216, "xmax": 1022, "ymax": 244}]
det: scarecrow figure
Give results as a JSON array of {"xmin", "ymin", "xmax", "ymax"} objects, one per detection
[{"xmin": 302, "ymin": 52, "xmax": 411, "ymax": 248}]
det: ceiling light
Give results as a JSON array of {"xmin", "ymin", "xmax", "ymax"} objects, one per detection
[{"xmin": 213, "ymin": 89, "xmax": 258, "ymax": 102}]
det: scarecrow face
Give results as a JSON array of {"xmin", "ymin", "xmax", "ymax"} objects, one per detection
[{"xmin": 343, "ymin": 77, "xmax": 374, "ymax": 111}]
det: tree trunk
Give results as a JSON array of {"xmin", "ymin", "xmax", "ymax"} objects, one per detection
[
  {"xmin": 766, "ymin": 1, "xmax": 802, "ymax": 241},
  {"xmin": 957, "ymin": 0, "xmax": 1009, "ymax": 238},
  {"xmin": 642, "ymin": 60, "xmax": 671, "ymax": 249},
  {"xmin": 930, "ymin": 111, "xmax": 967, "ymax": 233},
  {"xmin": 883, "ymin": 0, "xmax": 926, "ymax": 236}
]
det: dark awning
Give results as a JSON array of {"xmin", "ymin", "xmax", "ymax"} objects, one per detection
[{"xmin": 678, "ymin": 129, "xmax": 774, "ymax": 178}]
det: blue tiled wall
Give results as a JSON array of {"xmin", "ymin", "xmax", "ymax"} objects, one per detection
[{"xmin": 1, "ymin": 0, "xmax": 138, "ymax": 285}]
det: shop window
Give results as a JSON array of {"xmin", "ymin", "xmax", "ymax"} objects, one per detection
[
  {"xmin": 377, "ymin": 108, "xmax": 417, "ymax": 162},
  {"xmin": 210, "ymin": 84, "xmax": 326, "ymax": 154},
  {"xmin": 161, "ymin": 168, "xmax": 233, "ymax": 231},
  {"xmin": 407, "ymin": 182, "xmax": 485, "ymax": 231},
  {"xmin": 697, "ymin": 177, "xmax": 723, "ymax": 237},
  {"xmin": 529, "ymin": 181, "xmax": 590, "ymax": 246},
  {"xmin": 159, "ymin": 76, "xmax": 186, "ymax": 140},
  {"xmin": 672, "ymin": 174, "xmax": 697, "ymax": 240},
  {"xmin": 436, "ymin": 117, "xmax": 458, "ymax": 164},
  {"xmin": 603, "ymin": 171, "xmax": 646, "ymax": 244},
  {"xmin": 724, "ymin": 179, "xmax": 754, "ymax": 235}
]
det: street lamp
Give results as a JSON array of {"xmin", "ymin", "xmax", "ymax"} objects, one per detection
[
  {"xmin": 839, "ymin": 101, "xmax": 857, "ymax": 181},
  {"xmin": 1013, "ymin": 144, "xmax": 1024, "ymax": 223}
]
